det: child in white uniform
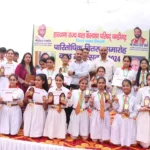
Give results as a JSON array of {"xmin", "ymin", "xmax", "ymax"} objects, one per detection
[
  {"xmin": 111, "ymin": 79, "xmax": 137, "ymax": 147},
  {"xmin": 0, "ymin": 49, "xmax": 17, "ymax": 89},
  {"xmin": 114, "ymin": 56, "xmax": 136, "ymax": 95},
  {"xmin": 36, "ymin": 58, "xmax": 46, "ymax": 74},
  {"xmin": 136, "ymin": 73, "xmax": 150, "ymax": 149},
  {"xmin": 0, "ymin": 74, "xmax": 24, "ymax": 135},
  {"xmin": 23, "ymin": 74, "xmax": 48, "ymax": 137},
  {"xmin": 68, "ymin": 78, "xmax": 90, "ymax": 140},
  {"xmin": 43, "ymin": 74, "xmax": 70, "ymax": 139},
  {"xmin": 42, "ymin": 56, "xmax": 57, "ymax": 88},
  {"xmin": 134, "ymin": 58, "xmax": 149, "ymax": 96},
  {"xmin": 90, "ymin": 76, "xmax": 112, "ymax": 142},
  {"xmin": 90, "ymin": 66, "xmax": 110, "ymax": 92}
]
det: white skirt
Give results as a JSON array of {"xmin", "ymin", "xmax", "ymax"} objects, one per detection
[
  {"xmin": 0, "ymin": 105, "xmax": 22, "ymax": 135},
  {"xmin": 110, "ymin": 114, "xmax": 136, "ymax": 146},
  {"xmin": 90, "ymin": 110, "xmax": 110, "ymax": 141},
  {"xmin": 68, "ymin": 109, "xmax": 89, "ymax": 137},
  {"xmin": 23, "ymin": 104, "xmax": 46, "ymax": 137},
  {"xmin": 136, "ymin": 111, "xmax": 150, "ymax": 143},
  {"xmin": 43, "ymin": 108, "xmax": 66, "ymax": 139}
]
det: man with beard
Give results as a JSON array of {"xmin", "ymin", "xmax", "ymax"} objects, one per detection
[
  {"xmin": 68, "ymin": 48, "xmax": 89, "ymax": 89},
  {"xmin": 130, "ymin": 27, "xmax": 148, "ymax": 46},
  {"xmin": 36, "ymin": 24, "xmax": 46, "ymax": 40},
  {"xmin": 91, "ymin": 46, "xmax": 116, "ymax": 82}
]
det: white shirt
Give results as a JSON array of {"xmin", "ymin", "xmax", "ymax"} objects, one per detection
[
  {"xmin": 91, "ymin": 56, "xmax": 116, "ymax": 81},
  {"xmin": 68, "ymin": 60, "xmax": 89, "ymax": 85},
  {"xmin": 36, "ymin": 68, "xmax": 44, "ymax": 74},
  {"xmin": 92, "ymin": 91, "xmax": 112, "ymax": 111},
  {"xmin": 69, "ymin": 89, "xmax": 89, "ymax": 109},
  {"xmin": 1, "ymin": 60, "xmax": 18, "ymax": 73},
  {"xmin": 113, "ymin": 93, "xmax": 137, "ymax": 118},
  {"xmin": 136, "ymin": 86, "xmax": 150, "ymax": 111},
  {"xmin": 114, "ymin": 68, "xmax": 136, "ymax": 82}
]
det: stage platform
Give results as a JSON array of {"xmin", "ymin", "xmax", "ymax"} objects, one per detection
[{"xmin": 0, "ymin": 129, "xmax": 146, "ymax": 150}]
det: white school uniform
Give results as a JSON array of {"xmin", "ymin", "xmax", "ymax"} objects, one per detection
[
  {"xmin": 42, "ymin": 68, "xmax": 57, "ymax": 87},
  {"xmin": 110, "ymin": 93, "xmax": 137, "ymax": 146},
  {"xmin": 0, "ymin": 88, "xmax": 24, "ymax": 135},
  {"xmin": 90, "ymin": 76, "xmax": 109, "ymax": 92},
  {"xmin": 134, "ymin": 71, "xmax": 147, "ymax": 96},
  {"xmin": 114, "ymin": 68, "xmax": 136, "ymax": 95},
  {"xmin": 43, "ymin": 86, "xmax": 69, "ymax": 139},
  {"xmin": 136, "ymin": 86, "xmax": 150, "ymax": 144},
  {"xmin": 68, "ymin": 89, "xmax": 89, "ymax": 137},
  {"xmin": 23, "ymin": 87, "xmax": 48, "ymax": 137},
  {"xmin": 0, "ymin": 61, "xmax": 17, "ymax": 89},
  {"xmin": 90, "ymin": 91, "xmax": 111, "ymax": 141}
]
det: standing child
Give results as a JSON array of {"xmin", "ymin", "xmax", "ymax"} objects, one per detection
[
  {"xmin": 90, "ymin": 66, "xmax": 110, "ymax": 92},
  {"xmin": 114, "ymin": 56, "xmax": 136, "ymax": 95},
  {"xmin": 136, "ymin": 73, "xmax": 150, "ymax": 149},
  {"xmin": 68, "ymin": 78, "xmax": 90, "ymax": 140},
  {"xmin": 23, "ymin": 74, "xmax": 48, "ymax": 137},
  {"xmin": 90, "ymin": 77, "xmax": 112, "ymax": 142},
  {"xmin": 110, "ymin": 79, "xmax": 137, "ymax": 147},
  {"xmin": 134, "ymin": 58, "xmax": 149, "ymax": 95},
  {"xmin": 0, "ymin": 74, "xmax": 24, "ymax": 135},
  {"xmin": 43, "ymin": 74, "xmax": 70, "ymax": 139},
  {"xmin": 42, "ymin": 56, "xmax": 57, "ymax": 88}
]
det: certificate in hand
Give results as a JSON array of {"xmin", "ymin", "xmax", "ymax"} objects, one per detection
[
  {"xmin": 25, "ymin": 74, "xmax": 35, "ymax": 83},
  {"xmin": 112, "ymin": 75, "xmax": 126, "ymax": 87},
  {"xmin": 3, "ymin": 64, "xmax": 14, "ymax": 76},
  {"xmin": 63, "ymin": 73, "xmax": 72, "ymax": 85},
  {"xmin": 33, "ymin": 88, "xmax": 46, "ymax": 103},
  {"xmin": 1, "ymin": 88, "xmax": 18, "ymax": 102},
  {"xmin": 53, "ymin": 91, "xmax": 63, "ymax": 105}
]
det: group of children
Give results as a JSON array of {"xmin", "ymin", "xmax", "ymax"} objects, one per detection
[{"xmin": 0, "ymin": 53, "xmax": 150, "ymax": 149}]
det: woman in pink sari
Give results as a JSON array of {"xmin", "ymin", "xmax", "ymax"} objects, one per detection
[{"xmin": 15, "ymin": 53, "xmax": 36, "ymax": 93}]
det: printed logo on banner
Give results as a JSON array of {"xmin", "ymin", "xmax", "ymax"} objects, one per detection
[{"xmin": 34, "ymin": 24, "xmax": 52, "ymax": 46}]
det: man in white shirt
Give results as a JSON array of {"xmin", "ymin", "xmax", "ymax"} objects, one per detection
[
  {"xmin": 91, "ymin": 46, "xmax": 116, "ymax": 82},
  {"xmin": 82, "ymin": 48, "xmax": 91, "ymax": 70},
  {"xmin": 36, "ymin": 24, "xmax": 46, "ymax": 40},
  {"xmin": 68, "ymin": 49, "xmax": 89, "ymax": 89}
]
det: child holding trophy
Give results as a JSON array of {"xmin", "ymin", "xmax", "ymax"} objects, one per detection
[
  {"xmin": 0, "ymin": 74, "xmax": 24, "ymax": 135},
  {"xmin": 136, "ymin": 73, "xmax": 150, "ymax": 148},
  {"xmin": 90, "ymin": 66, "xmax": 109, "ymax": 92},
  {"xmin": 135, "ymin": 58, "xmax": 149, "ymax": 95},
  {"xmin": 23, "ymin": 74, "xmax": 48, "ymax": 137},
  {"xmin": 114, "ymin": 56, "xmax": 136, "ymax": 95},
  {"xmin": 68, "ymin": 78, "xmax": 90, "ymax": 140},
  {"xmin": 90, "ymin": 77, "xmax": 112, "ymax": 142},
  {"xmin": 43, "ymin": 74, "xmax": 70, "ymax": 139},
  {"xmin": 42, "ymin": 56, "xmax": 57, "ymax": 88},
  {"xmin": 110, "ymin": 79, "xmax": 137, "ymax": 147}
]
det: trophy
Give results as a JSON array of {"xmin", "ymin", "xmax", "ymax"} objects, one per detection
[
  {"xmin": 48, "ymin": 77, "xmax": 52, "ymax": 87},
  {"xmin": 42, "ymin": 95, "xmax": 47, "ymax": 103},
  {"xmin": 140, "ymin": 81, "xmax": 145, "ymax": 88},
  {"xmin": 123, "ymin": 102, "xmax": 129, "ymax": 112},
  {"xmin": 0, "ymin": 66, "xmax": 4, "ymax": 76},
  {"xmin": 59, "ymin": 93, "xmax": 66, "ymax": 105},
  {"xmin": 59, "ymin": 67, "xmax": 62, "ymax": 74},
  {"xmin": 12, "ymin": 91, "xmax": 18, "ymax": 101},
  {"xmin": 144, "ymin": 96, "xmax": 150, "ymax": 107},
  {"xmin": 104, "ymin": 92, "xmax": 110, "ymax": 103},
  {"xmin": 85, "ymin": 89, "xmax": 90, "ymax": 98},
  {"xmin": 48, "ymin": 92, "xmax": 54, "ymax": 104},
  {"xmin": 27, "ymin": 87, "xmax": 34, "ymax": 102}
]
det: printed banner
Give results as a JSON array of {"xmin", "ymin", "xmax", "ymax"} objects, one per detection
[{"xmin": 33, "ymin": 24, "xmax": 149, "ymax": 71}]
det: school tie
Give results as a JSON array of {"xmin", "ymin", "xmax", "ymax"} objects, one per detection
[
  {"xmin": 75, "ymin": 91, "xmax": 83, "ymax": 115},
  {"xmin": 100, "ymin": 93, "xmax": 104, "ymax": 119},
  {"xmin": 142, "ymin": 72, "xmax": 145, "ymax": 82},
  {"xmin": 56, "ymin": 89, "xmax": 62, "ymax": 113}
]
